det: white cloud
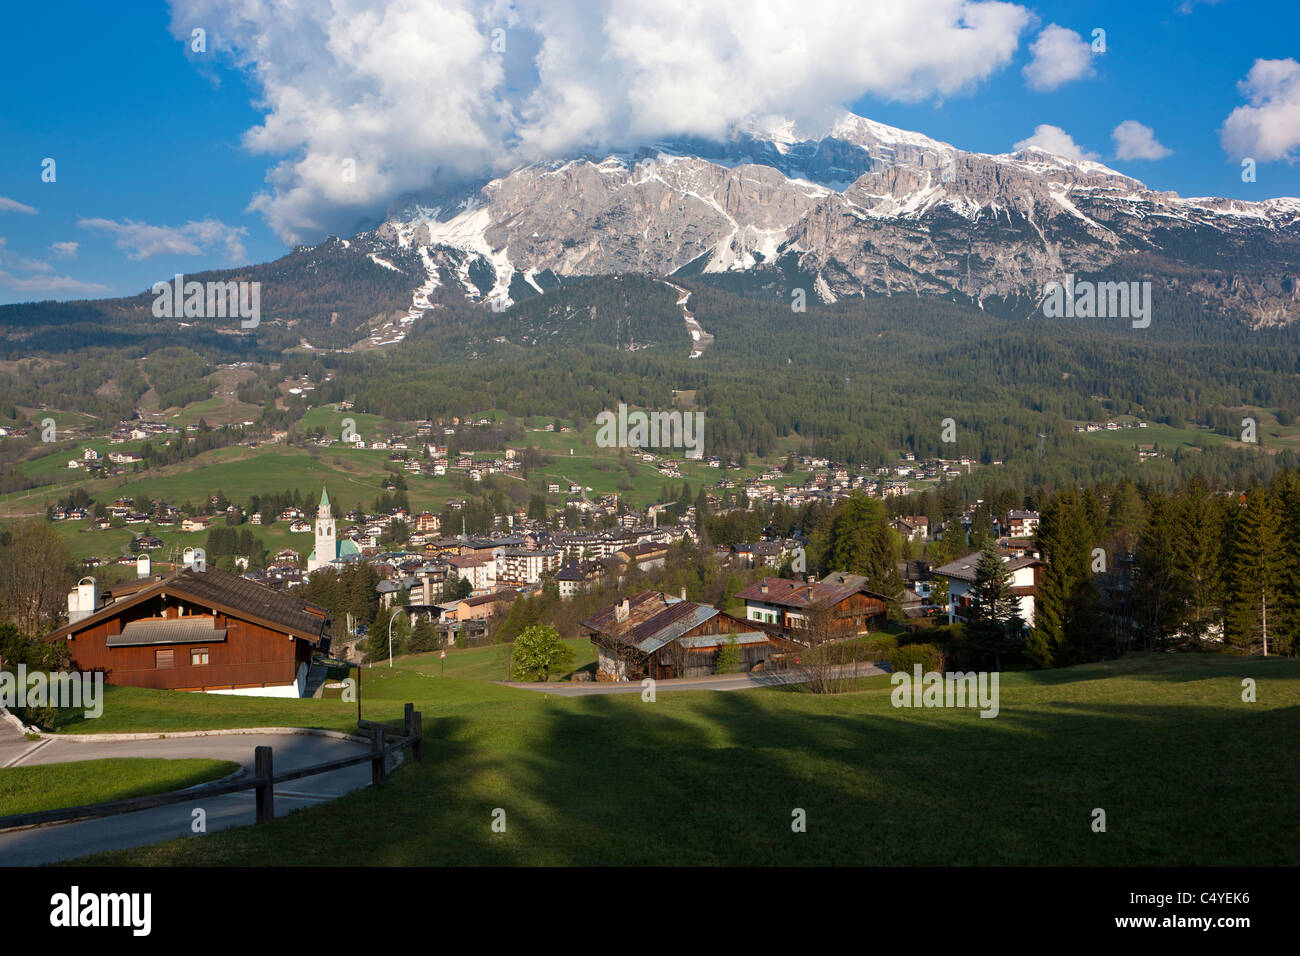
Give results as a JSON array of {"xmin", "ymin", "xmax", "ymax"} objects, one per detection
[
  {"xmin": 0, "ymin": 238, "xmax": 107, "ymax": 298},
  {"xmin": 1022, "ymin": 25, "xmax": 1094, "ymax": 92},
  {"xmin": 50, "ymin": 241, "xmax": 79, "ymax": 258},
  {"xmin": 0, "ymin": 197, "xmax": 37, "ymax": 215},
  {"xmin": 0, "ymin": 237, "xmax": 54, "ymax": 273},
  {"xmin": 0, "ymin": 272, "xmax": 110, "ymax": 297},
  {"xmin": 78, "ymin": 217, "xmax": 248, "ymax": 262},
  {"xmin": 167, "ymin": 0, "xmax": 1035, "ymax": 243},
  {"xmin": 1220, "ymin": 58, "xmax": 1300, "ymax": 162},
  {"xmin": 1111, "ymin": 120, "xmax": 1172, "ymax": 160},
  {"xmin": 1013, "ymin": 124, "xmax": 1099, "ymax": 161}
]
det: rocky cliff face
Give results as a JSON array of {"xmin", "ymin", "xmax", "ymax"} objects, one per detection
[{"xmin": 354, "ymin": 111, "xmax": 1300, "ymax": 335}]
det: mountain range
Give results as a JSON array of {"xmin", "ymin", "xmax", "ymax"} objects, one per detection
[{"xmin": 6, "ymin": 111, "xmax": 1299, "ymax": 351}]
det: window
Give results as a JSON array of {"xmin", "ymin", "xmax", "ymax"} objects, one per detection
[
  {"xmin": 191, "ymin": 647, "xmax": 209, "ymax": 666},
  {"xmin": 155, "ymin": 649, "xmax": 174, "ymax": 669}
]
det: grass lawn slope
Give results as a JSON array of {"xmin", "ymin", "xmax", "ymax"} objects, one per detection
[
  {"xmin": 0, "ymin": 758, "xmax": 239, "ymax": 817},
  {"xmin": 68, "ymin": 653, "xmax": 1300, "ymax": 866}
]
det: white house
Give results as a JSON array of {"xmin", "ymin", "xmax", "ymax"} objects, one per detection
[{"xmin": 932, "ymin": 551, "xmax": 1041, "ymax": 628}]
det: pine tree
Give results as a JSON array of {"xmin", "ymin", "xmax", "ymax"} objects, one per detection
[
  {"xmin": 1029, "ymin": 487, "xmax": 1105, "ymax": 667},
  {"xmin": 823, "ymin": 493, "xmax": 903, "ymax": 608},
  {"xmin": 966, "ymin": 540, "xmax": 1021, "ymax": 668},
  {"xmin": 1226, "ymin": 488, "xmax": 1287, "ymax": 655},
  {"xmin": 1133, "ymin": 492, "xmax": 1184, "ymax": 649},
  {"xmin": 1175, "ymin": 476, "xmax": 1225, "ymax": 643}
]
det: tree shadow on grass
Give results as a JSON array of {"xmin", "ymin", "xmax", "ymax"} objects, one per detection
[{"xmin": 69, "ymin": 676, "xmax": 1300, "ymax": 867}]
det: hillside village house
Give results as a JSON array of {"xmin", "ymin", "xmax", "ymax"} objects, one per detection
[
  {"xmin": 583, "ymin": 590, "xmax": 797, "ymax": 680},
  {"xmin": 45, "ymin": 564, "xmax": 330, "ymax": 697},
  {"xmin": 933, "ymin": 550, "xmax": 1042, "ymax": 627},
  {"xmin": 1004, "ymin": 510, "xmax": 1041, "ymax": 539},
  {"xmin": 735, "ymin": 577, "xmax": 889, "ymax": 641}
]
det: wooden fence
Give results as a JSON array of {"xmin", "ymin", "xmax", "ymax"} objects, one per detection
[{"xmin": 0, "ymin": 703, "xmax": 423, "ymax": 831}]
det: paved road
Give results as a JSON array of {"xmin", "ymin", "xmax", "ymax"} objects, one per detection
[
  {"xmin": 0, "ymin": 717, "xmax": 35, "ymax": 769},
  {"xmin": 500, "ymin": 662, "xmax": 886, "ymax": 696},
  {"xmin": 0, "ymin": 731, "xmax": 372, "ymax": 866}
]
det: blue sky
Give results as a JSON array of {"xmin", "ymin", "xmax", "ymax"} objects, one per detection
[{"xmin": 1, "ymin": 0, "xmax": 1297, "ymax": 305}]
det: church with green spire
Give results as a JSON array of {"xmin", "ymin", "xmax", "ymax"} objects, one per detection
[{"xmin": 307, "ymin": 484, "xmax": 361, "ymax": 573}]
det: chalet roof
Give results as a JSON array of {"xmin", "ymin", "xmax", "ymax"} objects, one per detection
[
  {"xmin": 582, "ymin": 590, "xmax": 723, "ymax": 655},
  {"xmin": 821, "ymin": 571, "xmax": 867, "ymax": 589},
  {"xmin": 735, "ymin": 577, "xmax": 885, "ymax": 609},
  {"xmin": 932, "ymin": 551, "xmax": 1040, "ymax": 583},
  {"xmin": 48, "ymin": 567, "xmax": 330, "ymax": 644}
]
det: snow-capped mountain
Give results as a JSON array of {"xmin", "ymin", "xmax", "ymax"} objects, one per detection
[{"xmin": 338, "ymin": 111, "xmax": 1300, "ymax": 340}]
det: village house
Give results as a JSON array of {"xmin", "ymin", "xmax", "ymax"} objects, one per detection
[
  {"xmin": 494, "ymin": 547, "xmax": 562, "ymax": 587},
  {"xmin": 46, "ymin": 563, "xmax": 330, "ymax": 697},
  {"xmin": 555, "ymin": 560, "xmax": 606, "ymax": 600},
  {"xmin": 932, "ymin": 550, "xmax": 1042, "ymax": 628},
  {"xmin": 734, "ymin": 577, "xmax": 889, "ymax": 641},
  {"xmin": 1003, "ymin": 510, "xmax": 1041, "ymax": 539},
  {"xmin": 446, "ymin": 553, "xmax": 495, "ymax": 594}
]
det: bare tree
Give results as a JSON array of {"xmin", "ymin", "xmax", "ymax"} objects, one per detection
[
  {"xmin": 663, "ymin": 636, "xmax": 694, "ymax": 679},
  {"xmin": 0, "ymin": 519, "xmax": 76, "ymax": 637},
  {"xmin": 796, "ymin": 606, "xmax": 858, "ymax": 694}
]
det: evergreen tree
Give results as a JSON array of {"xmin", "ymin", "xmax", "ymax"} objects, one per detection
[
  {"xmin": 1132, "ymin": 492, "xmax": 1185, "ymax": 649},
  {"xmin": 1225, "ymin": 488, "xmax": 1289, "ymax": 655},
  {"xmin": 820, "ymin": 493, "xmax": 903, "ymax": 608},
  {"xmin": 1174, "ymin": 476, "xmax": 1226, "ymax": 643},
  {"xmin": 966, "ymin": 540, "xmax": 1022, "ymax": 668},
  {"xmin": 1028, "ymin": 487, "xmax": 1104, "ymax": 667}
]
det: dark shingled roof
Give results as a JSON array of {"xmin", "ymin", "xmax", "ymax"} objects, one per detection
[
  {"xmin": 164, "ymin": 567, "xmax": 329, "ymax": 640},
  {"xmin": 734, "ymin": 577, "xmax": 887, "ymax": 610},
  {"xmin": 48, "ymin": 566, "xmax": 330, "ymax": 644}
]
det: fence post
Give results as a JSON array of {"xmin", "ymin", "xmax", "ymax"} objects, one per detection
[
  {"xmin": 411, "ymin": 710, "xmax": 423, "ymax": 762},
  {"xmin": 404, "ymin": 702, "xmax": 414, "ymax": 737},
  {"xmin": 254, "ymin": 746, "xmax": 274, "ymax": 824},
  {"xmin": 370, "ymin": 724, "xmax": 386, "ymax": 787}
]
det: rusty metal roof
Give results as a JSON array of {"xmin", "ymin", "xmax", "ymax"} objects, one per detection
[{"xmin": 582, "ymin": 590, "xmax": 721, "ymax": 654}]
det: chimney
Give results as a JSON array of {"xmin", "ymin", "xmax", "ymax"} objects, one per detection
[
  {"xmin": 182, "ymin": 547, "xmax": 206, "ymax": 572},
  {"xmin": 615, "ymin": 599, "xmax": 629, "ymax": 623},
  {"xmin": 680, "ymin": 587, "xmax": 687, "ymax": 601},
  {"xmin": 807, "ymin": 575, "xmax": 815, "ymax": 585},
  {"xmin": 760, "ymin": 582, "xmax": 768, "ymax": 595},
  {"xmin": 137, "ymin": 554, "xmax": 151, "ymax": 578},
  {"xmin": 67, "ymin": 576, "xmax": 100, "ymax": 625}
]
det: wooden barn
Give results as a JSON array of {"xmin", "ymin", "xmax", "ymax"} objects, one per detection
[
  {"xmin": 45, "ymin": 566, "xmax": 331, "ymax": 697},
  {"xmin": 583, "ymin": 590, "xmax": 798, "ymax": 681}
]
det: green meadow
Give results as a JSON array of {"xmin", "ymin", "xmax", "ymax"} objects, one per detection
[
  {"xmin": 0, "ymin": 758, "xmax": 238, "ymax": 818},
  {"xmin": 58, "ymin": 651, "xmax": 1300, "ymax": 867}
]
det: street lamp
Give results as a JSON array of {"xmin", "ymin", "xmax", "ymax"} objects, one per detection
[{"xmin": 388, "ymin": 611, "xmax": 397, "ymax": 668}]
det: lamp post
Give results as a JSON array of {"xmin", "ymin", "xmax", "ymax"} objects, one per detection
[{"xmin": 388, "ymin": 611, "xmax": 397, "ymax": 668}]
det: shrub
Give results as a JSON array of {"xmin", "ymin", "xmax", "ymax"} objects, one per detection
[
  {"xmin": 715, "ymin": 633, "xmax": 741, "ymax": 674},
  {"xmin": 860, "ymin": 634, "xmax": 899, "ymax": 660},
  {"xmin": 888, "ymin": 642, "xmax": 945, "ymax": 676},
  {"xmin": 510, "ymin": 625, "xmax": 573, "ymax": 682}
]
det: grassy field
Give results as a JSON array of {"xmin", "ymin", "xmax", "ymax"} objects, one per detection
[
  {"xmin": 0, "ymin": 758, "xmax": 239, "ymax": 817},
  {"xmin": 1079, "ymin": 409, "xmax": 1300, "ymax": 456},
  {"xmin": 60, "ymin": 652, "xmax": 1300, "ymax": 866}
]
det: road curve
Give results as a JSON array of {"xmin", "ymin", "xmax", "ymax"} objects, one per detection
[{"xmin": 0, "ymin": 730, "xmax": 373, "ymax": 866}]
